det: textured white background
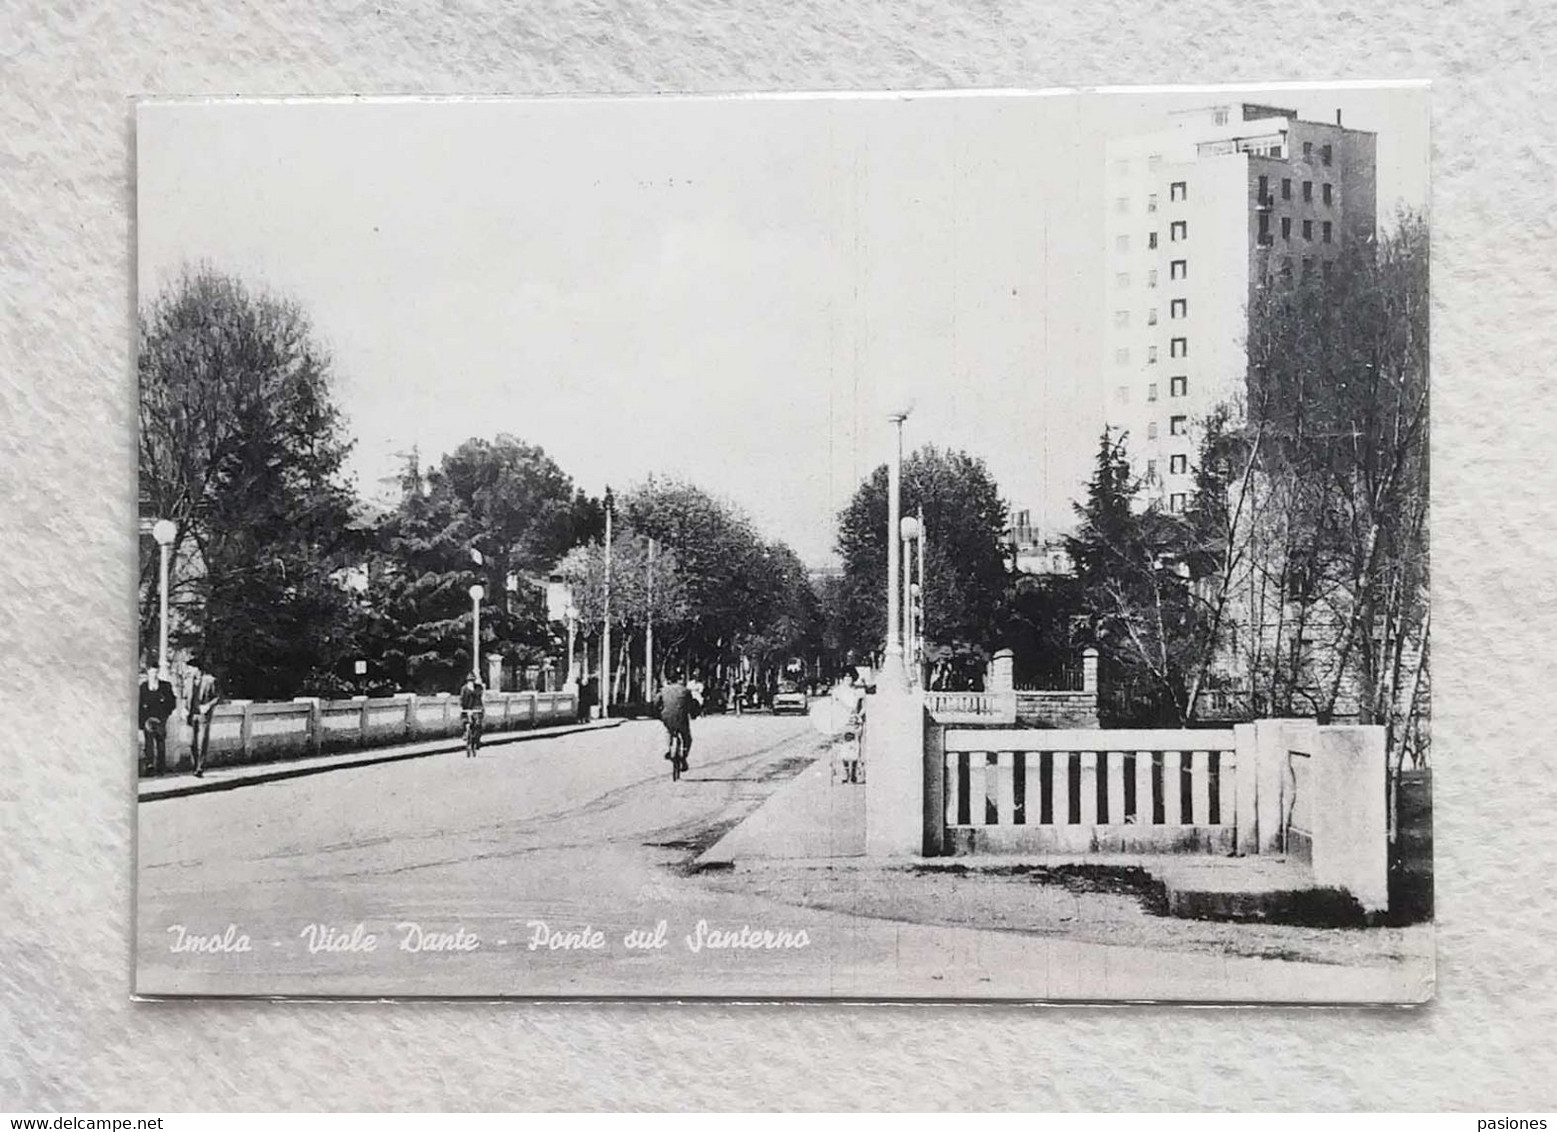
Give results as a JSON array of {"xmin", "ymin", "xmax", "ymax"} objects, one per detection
[{"xmin": 2, "ymin": 0, "xmax": 1555, "ymax": 1112}]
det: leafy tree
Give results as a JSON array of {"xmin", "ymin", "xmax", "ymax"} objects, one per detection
[
  {"xmin": 138, "ymin": 267, "xmax": 361, "ymax": 698},
  {"xmin": 1237, "ymin": 210, "xmax": 1430, "ymax": 758},
  {"xmin": 622, "ymin": 478, "xmax": 819, "ymax": 684},
  {"xmin": 835, "ymin": 446, "xmax": 1009, "ymax": 687}
]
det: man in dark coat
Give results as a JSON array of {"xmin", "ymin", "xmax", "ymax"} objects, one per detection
[
  {"xmin": 654, "ymin": 671, "xmax": 697, "ymax": 771},
  {"xmin": 185, "ymin": 660, "xmax": 220, "ymax": 778},
  {"xmin": 138, "ymin": 666, "xmax": 176, "ymax": 776}
]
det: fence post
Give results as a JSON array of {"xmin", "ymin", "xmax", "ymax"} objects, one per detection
[
  {"xmin": 292, "ymin": 697, "xmax": 323, "ymax": 757},
  {"xmin": 1082, "ymin": 648, "xmax": 1099, "ymax": 694},
  {"xmin": 1312, "ymin": 725, "xmax": 1388, "ymax": 912},
  {"xmin": 239, "ymin": 702, "xmax": 255, "ymax": 762},
  {"xmin": 922, "ymin": 721, "xmax": 946, "ymax": 856},
  {"xmin": 1234, "ymin": 722, "xmax": 1259, "ymax": 855}
]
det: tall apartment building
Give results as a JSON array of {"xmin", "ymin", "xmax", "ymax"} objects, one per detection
[{"xmin": 1102, "ymin": 103, "xmax": 1377, "ymax": 509}]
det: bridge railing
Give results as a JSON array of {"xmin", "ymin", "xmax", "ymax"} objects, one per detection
[
  {"xmin": 940, "ymin": 728, "xmax": 1238, "ymax": 854},
  {"xmin": 155, "ymin": 689, "xmax": 580, "ymax": 772}
]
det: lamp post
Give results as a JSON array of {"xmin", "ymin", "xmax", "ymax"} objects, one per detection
[
  {"xmin": 151, "ymin": 519, "xmax": 177, "ymax": 678},
  {"xmin": 644, "ymin": 537, "xmax": 656, "ymax": 702},
  {"xmin": 899, "ymin": 514, "xmax": 921, "ymax": 685},
  {"xmin": 917, "ymin": 505, "xmax": 926, "ymax": 682},
  {"xmin": 883, "ymin": 405, "xmax": 912, "ymax": 684},
  {"xmin": 469, "ymin": 583, "xmax": 485, "ymax": 679},
  {"xmin": 564, "ymin": 601, "xmax": 579, "ymax": 685},
  {"xmin": 602, "ymin": 487, "xmax": 614, "ymax": 714}
]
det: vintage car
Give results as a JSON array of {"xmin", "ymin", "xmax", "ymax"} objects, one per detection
[{"xmin": 771, "ymin": 681, "xmax": 808, "ymax": 715}]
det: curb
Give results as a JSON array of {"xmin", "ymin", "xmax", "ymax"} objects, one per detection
[{"xmin": 137, "ymin": 719, "xmax": 626, "ymax": 802}]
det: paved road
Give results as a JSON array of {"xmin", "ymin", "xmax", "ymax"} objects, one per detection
[{"xmin": 135, "ymin": 713, "xmax": 1425, "ymax": 1001}]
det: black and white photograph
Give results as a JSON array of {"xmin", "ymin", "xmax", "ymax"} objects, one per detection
[{"xmin": 133, "ymin": 87, "xmax": 1432, "ymax": 1001}]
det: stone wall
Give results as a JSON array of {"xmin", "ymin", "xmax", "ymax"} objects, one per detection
[{"xmin": 1014, "ymin": 690, "xmax": 1100, "ymax": 728}]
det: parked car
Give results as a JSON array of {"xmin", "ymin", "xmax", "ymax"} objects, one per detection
[{"xmin": 772, "ymin": 681, "xmax": 808, "ymax": 715}]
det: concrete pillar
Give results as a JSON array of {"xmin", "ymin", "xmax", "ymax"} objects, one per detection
[
  {"xmin": 1233, "ymin": 722, "xmax": 1259, "ymax": 855},
  {"xmin": 1251, "ymin": 718, "xmax": 1319, "ymax": 856},
  {"xmin": 1313, "ymin": 725, "xmax": 1388, "ymax": 913},
  {"xmin": 487, "ymin": 653, "xmax": 504, "ymax": 695},
  {"xmin": 292, "ymin": 697, "xmax": 323, "ymax": 756},
  {"xmin": 989, "ymin": 649, "xmax": 1014, "ymax": 692},
  {"xmin": 865, "ymin": 684, "xmax": 929, "ymax": 856},
  {"xmin": 1082, "ymin": 648, "xmax": 1099, "ymax": 694}
]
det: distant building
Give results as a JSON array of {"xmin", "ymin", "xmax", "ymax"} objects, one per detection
[
  {"xmin": 1010, "ymin": 508, "xmax": 1074, "ymax": 577},
  {"xmin": 1102, "ymin": 102, "xmax": 1377, "ymax": 509}
]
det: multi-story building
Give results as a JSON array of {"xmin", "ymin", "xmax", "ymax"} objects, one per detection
[{"xmin": 1102, "ymin": 102, "xmax": 1377, "ymax": 509}]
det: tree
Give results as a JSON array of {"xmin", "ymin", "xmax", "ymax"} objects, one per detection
[
  {"xmin": 1239, "ymin": 210, "xmax": 1430, "ymax": 759},
  {"xmin": 622, "ymin": 478, "xmax": 819, "ymax": 685},
  {"xmin": 1067, "ymin": 428, "xmax": 1207, "ymax": 724},
  {"xmin": 835, "ymin": 446, "xmax": 1009, "ymax": 687},
  {"xmin": 362, "ymin": 440, "xmax": 598, "ymax": 692},
  {"xmin": 138, "ymin": 267, "xmax": 361, "ymax": 698}
]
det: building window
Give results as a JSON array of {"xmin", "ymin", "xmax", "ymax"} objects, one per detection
[
  {"xmin": 1146, "ymin": 459, "xmax": 1158, "ymax": 482},
  {"xmin": 1147, "ymin": 345, "xmax": 1158, "ymax": 364},
  {"xmin": 1302, "ymin": 256, "xmax": 1315, "ymax": 278},
  {"xmin": 1148, "ymin": 231, "xmax": 1158, "ymax": 249},
  {"xmin": 1322, "ymin": 182, "xmax": 1333, "ymax": 206},
  {"xmin": 1115, "ymin": 272, "xmax": 1131, "ymax": 289},
  {"xmin": 1170, "ymin": 181, "xmax": 1187, "ymax": 202},
  {"xmin": 1170, "ymin": 259, "xmax": 1187, "ymax": 281},
  {"xmin": 1114, "ymin": 310, "xmax": 1130, "ymax": 329},
  {"xmin": 1115, "ymin": 235, "xmax": 1130, "ymax": 253},
  {"xmin": 1258, "ymin": 213, "xmax": 1271, "ymax": 244},
  {"xmin": 1281, "ymin": 216, "xmax": 1292, "ymax": 240},
  {"xmin": 1321, "ymin": 143, "xmax": 1333, "ymax": 166},
  {"xmin": 1170, "ymin": 298, "xmax": 1187, "ymax": 319},
  {"xmin": 1170, "ymin": 220, "xmax": 1187, "ymax": 241},
  {"xmin": 1147, "ymin": 269, "xmax": 1158, "ymax": 289},
  {"xmin": 1282, "ymin": 178, "xmax": 1292, "ymax": 201},
  {"xmin": 1213, "ymin": 108, "xmax": 1229, "ymax": 126},
  {"xmin": 1147, "ymin": 308, "xmax": 1158, "ymax": 325},
  {"xmin": 1170, "ymin": 374, "xmax": 1187, "ymax": 397},
  {"xmin": 1147, "ymin": 193, "xmax": 1158, "ymax": 213},
  {"xmin": 1303, "ymin": 141, "xmax": 1313, "ymax": 160},
  {"xmin": 1114, "ymin": 347, "xmax": 1130, "ymax": 365},
  {"xmin": 1170, "ymin": 337, "xmax": 1187, "ymax": 358},
  {"xmin": 1303, "ymin": 180, "xmax": 1313, "ymax": 203},
  {"xmin": 1323, "ymin": 220, "xmax": 1333, "ymax": 244},
  {"xmin": 1281, "ymin": 256, "xmax": 1293, "ymax": 280},
  {"xmin": 1147, "ymin": 421, "xmax": 1159, "ymax": 439},
  {"xmin": 1257, "ymin": 174, "xmax": 1268, "ymax": 201},
  {"xmin": 1302, "ymin": 219, "xmax": 1313, "ymax": 241},
  {"xmin": 1170, "ymin": 414, "xmax": 1187, "ymax": 436},
  {"xmin": 1148, "ymin": 382, "xmax": 1159, "ymax": 402},
  {"xmin": 1169, "ymin": 493, "xmax": 1186, "ymax": 513},
  {"xmin": 1170, "ymin": 453, "xmax": 1188, "ymax": 475},
  {"xmin": 1115, "ymin": 196, "xmax": 1130, "ymax": 214}
]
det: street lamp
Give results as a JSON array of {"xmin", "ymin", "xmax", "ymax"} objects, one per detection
[
  {"xmin": 899, "ymin": 514, "xmax": 921, "ymax": 683},
  {"xmin": 883, "ymin": 404, "xmax": 913, "ymax": 685},
  {"xmin": 469, "ymin": 583, "xmax": 485, "ymax": 680},
  {"xmin": 151, "ymin": 519, "xmax": 176, "ymax": 678},
  {"xmin": 564, "ymin": 601, "xmax": 579, "ymax": 685}
]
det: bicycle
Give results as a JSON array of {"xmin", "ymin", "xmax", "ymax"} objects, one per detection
[
  {"xmin": 667, "ymin": 729, "xmax": 688, "ymax": 782},
  {"xmin": 462, "ymin": 710, "xmax": 484, "ymax": 758}
]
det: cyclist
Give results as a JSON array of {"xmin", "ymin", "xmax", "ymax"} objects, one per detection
[
  {"xmin": 654, "ymin": 669, "xmax": 697, "ymax": 773},
  {"xmin": 459, "ymin": 671, "xmax": 486, "ymax": 756}
]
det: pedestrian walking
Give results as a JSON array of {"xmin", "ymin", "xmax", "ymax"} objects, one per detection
[
  {"xmin": 138, "ymin": 666, "xmax": 176, "ymax": 776},
  {"xmin": 185, "ymin": 660, "xmax": 220, "ymax": 777}
]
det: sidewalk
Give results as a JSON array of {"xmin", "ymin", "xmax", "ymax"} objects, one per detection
[
  {"xmin": 137, "ymin": 718, "xmax": 624, "ymax": 802},
  {"xmin": 697, "ymin": 753, "xmax": 865, "ymax": 865}
]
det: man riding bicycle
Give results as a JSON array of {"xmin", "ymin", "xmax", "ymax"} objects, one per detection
[
  {"xmin": 459, "ymin": 671, "xmax": 486, "ymax": 756},
  {"xmin": 654, "ymin": 670, "xmax": 697, "ymax": 772}
]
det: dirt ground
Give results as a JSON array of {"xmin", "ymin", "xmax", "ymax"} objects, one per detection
[{"xmin": 696, "ymin": 861, "xmax": 1435, "ymax": 968}]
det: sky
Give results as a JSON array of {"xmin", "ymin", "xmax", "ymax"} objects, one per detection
[{"xmin": 137, "ymin": 86, "xmax": 1428, "ymax": 567}]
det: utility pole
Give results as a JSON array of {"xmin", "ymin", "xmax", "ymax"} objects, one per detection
[
  {"xmin": 644, "ymin": 537, "xmax": 655, "ymax": 702},
  {"xmin": 601, "ymin": 487, "xmax": 613, "ymax": 716}
]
